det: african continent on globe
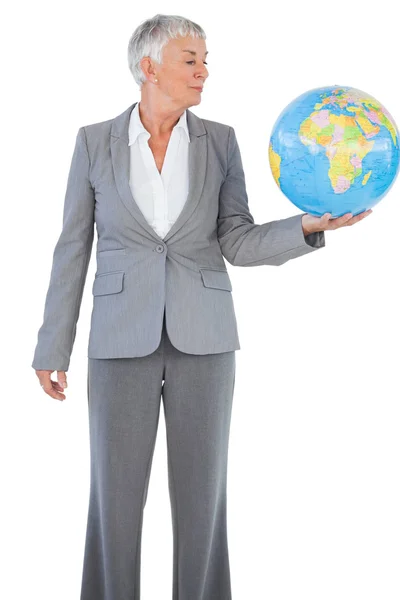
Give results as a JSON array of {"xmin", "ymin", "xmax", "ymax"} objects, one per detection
[{"xmin": 268, "ymin": 86, "xmax": 400, "ymax": 217}]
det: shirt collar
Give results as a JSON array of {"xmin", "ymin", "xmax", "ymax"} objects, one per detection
[{"xmin": 128, "ymin": 101, "xmax": 190, "ymax": 146}]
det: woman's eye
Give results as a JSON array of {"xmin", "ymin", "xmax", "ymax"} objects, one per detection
[{"xmin": 187, "ymin": 61, "xmax": 208, "ymax": 65}]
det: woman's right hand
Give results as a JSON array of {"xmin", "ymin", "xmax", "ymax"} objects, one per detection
[{"xmin": 35, "ymin": 370, "xmax": 68, "ymax": 401}]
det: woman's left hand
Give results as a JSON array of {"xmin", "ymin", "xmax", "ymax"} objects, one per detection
[{"xmin": 302, "ymin": 209, "xmax": 373, "ymax": 236}]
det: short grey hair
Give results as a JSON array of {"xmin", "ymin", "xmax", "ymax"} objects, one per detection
[{"xmin": 127, "ymin": 14, "xmax": 206, "ymax": 89}]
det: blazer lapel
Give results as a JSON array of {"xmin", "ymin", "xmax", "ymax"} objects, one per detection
[{"xmin": 110, "ymin": 101, "xmax": 207, "ymax": 243}]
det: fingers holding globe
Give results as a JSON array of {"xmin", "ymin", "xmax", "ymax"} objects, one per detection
[{"xmin": 268, "ymin": 85, "xmax": 400, "ymax": 218}]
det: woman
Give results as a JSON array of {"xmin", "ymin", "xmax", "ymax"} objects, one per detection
[{"xmin": 32, "ymin": 13, "xmax": 372, "ymax": 600}]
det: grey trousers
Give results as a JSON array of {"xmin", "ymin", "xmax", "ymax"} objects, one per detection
[{"xmin": 80, "ymin": 311, "xmax": 236, "ymax": 600}]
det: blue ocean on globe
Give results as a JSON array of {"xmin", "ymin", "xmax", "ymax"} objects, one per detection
[{"xmin": 268, "ymin": 86, "xmax": 400, "ymax": 217}]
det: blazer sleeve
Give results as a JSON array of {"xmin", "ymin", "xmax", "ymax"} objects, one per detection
[
  {"xmin": 31, "ymin": 127, "xmax": 95, "ymax": 372},
  {"xmin": 217, "ymin": 126, "xmax": 325, "ymax": 266}
]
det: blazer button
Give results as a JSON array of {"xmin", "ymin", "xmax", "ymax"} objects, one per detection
[{"xmin": 155, "ymin": 244, "xmax": 165, "ymax": 253}]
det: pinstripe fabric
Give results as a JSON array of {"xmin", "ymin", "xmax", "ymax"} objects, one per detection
[
  {"xmin": 80, "ymin": 312, "xmax": 236, "ymax": 600},
  {"xmin": 32, "ymin": 101, "xmax": 325, "ymax": 372}
]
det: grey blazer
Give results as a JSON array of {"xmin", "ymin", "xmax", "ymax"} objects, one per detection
[{"xmin": 31, "ymin": 101, "xmax": 325, "ymax": 372}]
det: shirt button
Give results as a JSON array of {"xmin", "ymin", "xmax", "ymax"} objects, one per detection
[{"xmin": 155, "ymin": 244, "xmax": 165, "ymax": 253}]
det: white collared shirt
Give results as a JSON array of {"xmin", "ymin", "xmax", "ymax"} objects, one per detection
[{"xmin": 128, "ymin": 101, "xmax": 190, "ymax": 239}]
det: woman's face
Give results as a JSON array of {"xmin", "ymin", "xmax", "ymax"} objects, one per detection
[{"xmin": 146, "ymin": 36, "xmax": 209, "ymax": 106}]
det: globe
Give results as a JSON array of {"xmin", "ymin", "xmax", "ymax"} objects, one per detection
[{"xmin": 268, "ymin": 86, "xmax": 400, "ymax": 217}]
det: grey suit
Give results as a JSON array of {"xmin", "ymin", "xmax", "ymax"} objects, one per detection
[
  {"xmin": 31, "ymin": 101, "xmax": 324, "ymax": 372},
  {"xmin": 32, "ymin": 101, "xmax": 325, "ymax": 600}
]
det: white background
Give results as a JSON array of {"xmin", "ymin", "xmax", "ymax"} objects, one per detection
[{"xmin": 3, "ymin": 1, "xmax": 400, "ymax": 598}]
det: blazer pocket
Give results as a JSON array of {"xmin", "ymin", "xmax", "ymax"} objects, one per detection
[
  {"xmin": 96, "ymin": 248, "xmax": 127, "ymax": 257},
  {"xmin": 199, "ymin": 267, "xmax": 232, "ymax": 292},
  {"xmin": 92, "ymin": 270, "xmax": 125, "ymax": 296}
]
